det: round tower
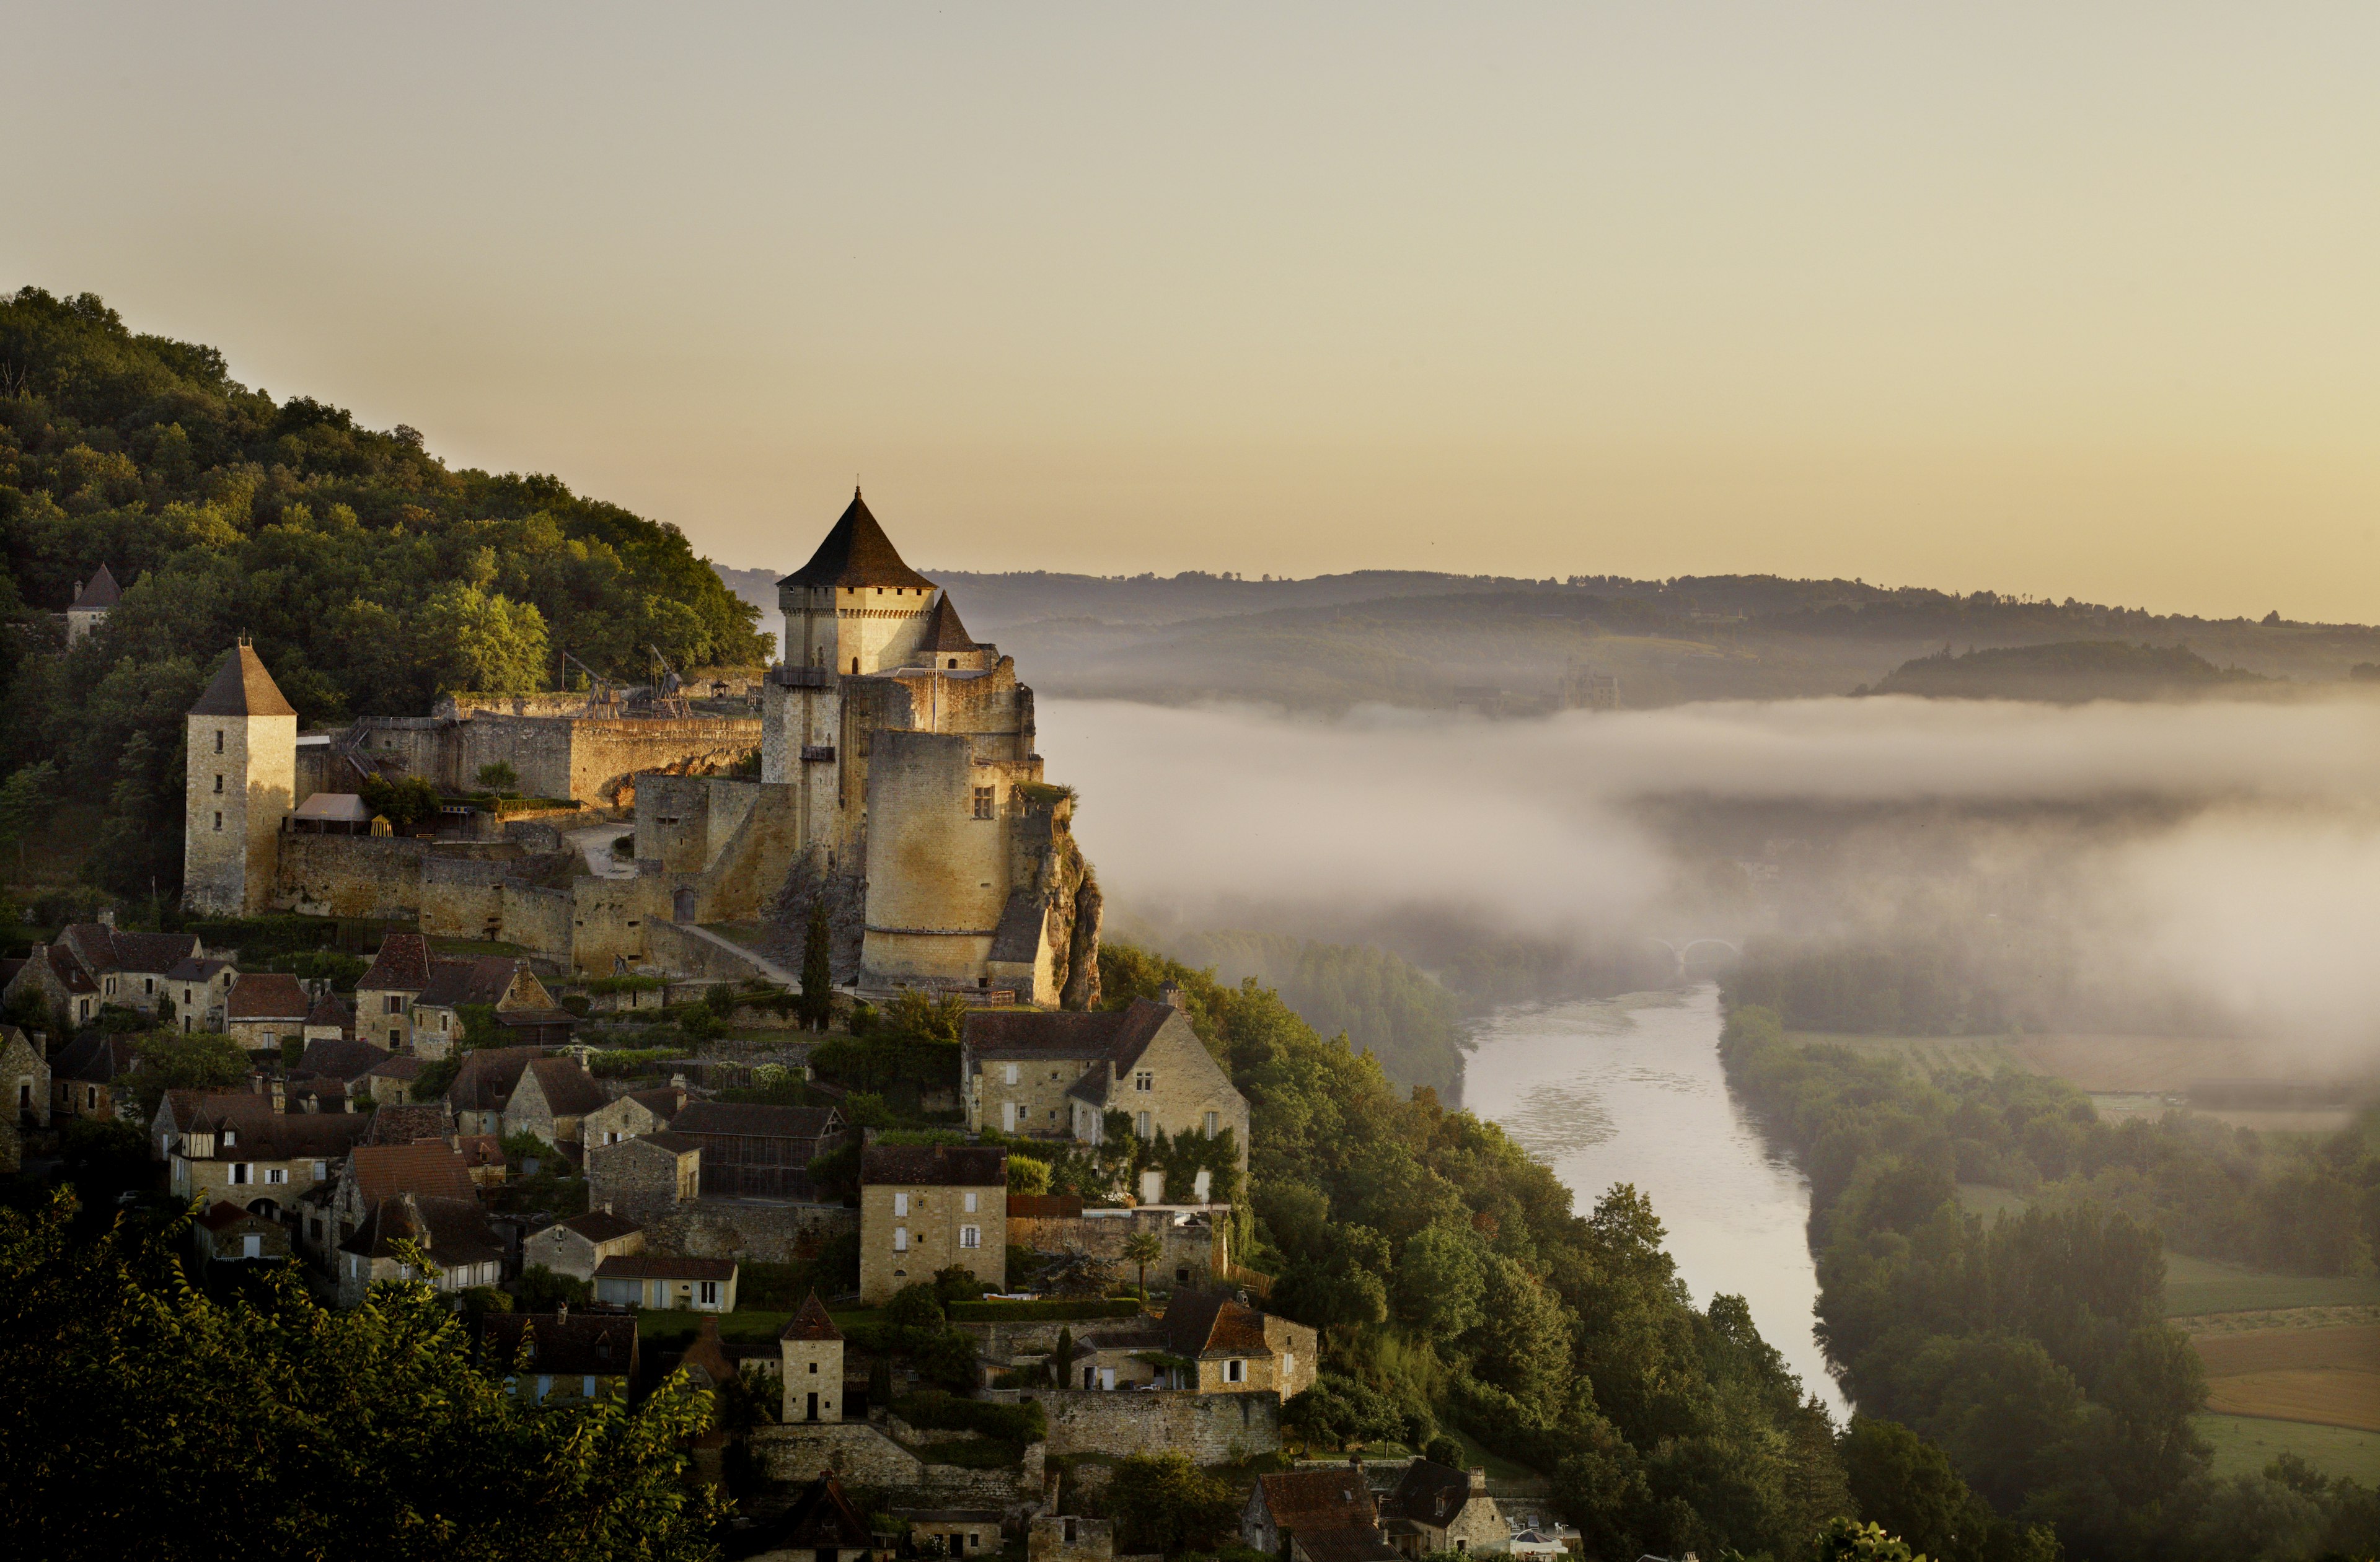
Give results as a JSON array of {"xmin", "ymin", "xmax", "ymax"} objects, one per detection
[{"xmin": 183, "ymin": 641, "xmax": 298, "ymax": 918}]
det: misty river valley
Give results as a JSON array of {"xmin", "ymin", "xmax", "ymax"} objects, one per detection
[{"xmin": 1463, "ymin": 983, "xmax": 1848, "ymax": 1416}]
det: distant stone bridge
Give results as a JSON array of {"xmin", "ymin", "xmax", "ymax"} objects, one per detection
[{"xmin": 1649, "ymin": 937, "xmax": 1742, "ymax": 975}]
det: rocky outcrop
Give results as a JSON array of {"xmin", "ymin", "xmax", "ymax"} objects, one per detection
[
  {"xmin": 1059, "ymin": 871, "xmax": 1102, "ymax": 1011},
  {"xmin": 763, "ymin": 854, "xmax": 868, "ymax": 984}
]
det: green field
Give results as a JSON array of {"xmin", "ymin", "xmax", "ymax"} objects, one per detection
[
  {"xmin": 1781, "ymin": 1032, "xmax": 2021, "ymax": 1074},
  {"xmin": 2166, "ymin": 1254, "xmax": 2380, "ymax": 1319},
  {"xmin": 2197, "ymin": 1413, "xmax": 2380, "ymax": 1482}
]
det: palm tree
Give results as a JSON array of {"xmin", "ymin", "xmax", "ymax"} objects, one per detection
[{"xmin": 1121, "ymin": 1230, "xmax": 1163, "ymax": 1309}]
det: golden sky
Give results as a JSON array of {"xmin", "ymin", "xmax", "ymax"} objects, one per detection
[{"xmin": 7, "ymin": 4, "xmax": 2376, "ymax": 620}]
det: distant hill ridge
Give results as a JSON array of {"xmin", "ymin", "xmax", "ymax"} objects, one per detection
[{"xmin": 1862, "ymin": 641, "xmax": 2272, "ymax": 703}]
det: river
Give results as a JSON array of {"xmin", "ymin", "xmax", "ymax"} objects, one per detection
[{"xmin": 1461, "ymin": 983, "xmax": 1848, "ymax": 1416}]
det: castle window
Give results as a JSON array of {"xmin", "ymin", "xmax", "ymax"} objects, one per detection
[
  {"xmin": 971, "ymin": 787, "xmax": 994, "ymax": 819},
  {"xmin": 213, "ymin": 774, "xmax": 223, "ymax": 794},
  {"xmin": 213, "ymin": 812, "xmax": 223, "ymax": 831},
  {"xmin": 852, "ymin": 657, "xmax": 860, "ymax": 675},
  {"xmin": 215, "ymin": 730, "xmax": 223, "ymax": 754}
]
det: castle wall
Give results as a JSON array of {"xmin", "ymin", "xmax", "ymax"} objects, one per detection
[
  {"xmin": 567, "ymin": 877, "xmax": 659, "ymax": 975},
  {"xmin": 272, "ymin": 833, "xmax": 430, "ymax": 918},
  {"xmin": 1030, "ymin": 1389, "xmax": 1280, "ymax": 1462},
  {"xmin": 863, "ymin": 731, "xmax": 1015, "ymax": 986},
  {"xmin": 348, "ymin": 712, "xmax": 760, "ymax": 806},
  {"xmin": 643, "ymin": 1199, "xmax": 854, "ymax": 1265}
]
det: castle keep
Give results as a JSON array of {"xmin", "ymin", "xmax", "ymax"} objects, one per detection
[{"xmin": 182, "ymin": 493, "xmax": 1101, "ymax": 1004}]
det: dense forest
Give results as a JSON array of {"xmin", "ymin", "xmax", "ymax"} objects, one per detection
[
  {"xmin": 1720, "ymin": 1004, "xmax": 2380, "ymax": 1561},
  {"xmin": 1860, "ymin": 642, "xmax": 2270, "ymax": 703},
  {"xmin": 0, "ymin": 287, "xmax": 769, "ymax": 902}
]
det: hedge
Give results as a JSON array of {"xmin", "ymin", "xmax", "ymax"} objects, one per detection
[
  {"xmin": 891, "ymin": 1391, "xmax": 1047, "ymax": 1444},
  {"xmin": 946, "ymin": 1298, "xmax": 1141, "ymax": 1323}
]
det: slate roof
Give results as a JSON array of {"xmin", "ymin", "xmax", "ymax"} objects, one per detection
[
  {"xmin": 42, "ymin": 945, "xmax": 98, "ymax": 996},
  {"xmin": 196, "ymin": 1200, "xmax": 268, "ymax": 1232},
  {"xmin": 59, "ymin": 923, "xmax": 197, "ymax": 975},
  {"xmin": 193, "ymin": 1108, "xmax": 372, "ymax": 1162},
  {"xmin": 1383, "ymin": 1462, "xmax": 1484, "ymax": 1527},
  {"xmin": 860, "ymin": 1143, "xmax": 1007, "ymax": 1188},
  {"xmin": 189, "ymin": 643, "xmax": 298, "ymax": 717},
  {"xmin": 962, "ymin": 998, "xmax": 1177, "ymax": 1074},
  {"xmin": 157, "ymin": 1088, "xmax": 276, "ymax": 1134},
  {"xmin": 780, "ymin": 1291, "xmax": 843, "ymax": 1343},
  {"xmin": 164, "ymin": 956, "xmax": 229, "ymax": 984},
  {"xmin": 519, "ymin": 1056, "xmax": 607, "ymax": 1117},
  {"xmin": 780, "ymin": 489, "xmax": 937, "ymax": 594},
  {"xmin": 446, "ymin": 1046, "xmax": 544, "ymax": 1112},
  {"xmin": 364, "ymin": 1102, "xmax": 455, "ymax": 1145},
  {"xmin": 51, "ymin": 1033, "xmax": 141, "ymax": 1084},
  {"xmin": 669, "ymin": 1100, "xmax": 840, "ymax": 1140},
  {"xmin": 988, "ymin": 889, "xmax": 1050, "ymax": 963},
  {"xmin": 632, "ymin": 1131, "xmax": 702, "ymax": 1156},
  {"xmin": 296, "ymin": 1035, "xmax": 387, "ymax": 1082},
  {"xmin": 69, "ymin": 564, "xmax": 122, "ymax": 610},
  {"xmin": 594, "ymin": 1253, "xmax": 738, "ymax": 1281},
  {"xmin": 304, "ymin": 991, "xmax": 355, "ymax": 1030},
  {"xmin": 366, "ymin": 1053, "xmax": 423, "ymax": 1081},
  {"xmin": 622, "ymin": 1085, "xmax": 689, "ymax": 1120},
  {"xmin": 348, "ymin": 1141, "xmax": 477, "ymax": 1206},
  {"xmin": 226, "ymin": 973, "xmax": 312, "ymax": 1022},
  {"xmin": 919, "ymin": 593, "xmax": 981, "ymax": 652},
  {"xmin": 560, "ymin": 1208, "xmax": 643, "ymax": 1244},
  {"xmin": 480, "ymin": 1309, "xmax": 638, "ymax": 1376},
  {"xmin": 1163, "ymin": 1289, "xmax": 1273, "ymax": 1358},
  {"xmin": 358, "ymin": 934, "xmax": 433, "ymax": 993},
  {"xmin": 1256, "ymin": 1470, "xmax": 1378, "ymax": 1532},
  {"xmin": 342, "ymin": 1192, "xmax": 503, "ymax": 1266}
]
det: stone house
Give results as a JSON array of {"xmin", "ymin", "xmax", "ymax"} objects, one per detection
[
  {"xmin": 162, "ymin": 956, "xmax": 236, "ymax": 1032},
  {"xmin": 3, "ymin": 1024, "xmax": 48, "ymax": 1133},
  {"xmin": 669, "ymin": 1100, "xmax": 848, "ymax": 1200},
  {"xmin": 593, "ymin": 1252, "xmax": 738, "ymax": 1312},
  {"xmin": 6, "ymin": 942, "xmax": 100, "ymax": 1029},
  {"xmin": 858, "ymin": 1143, "xmax": 1007, "ymax": 1304},
  {"xmin": 66, "ymin": 563, "xmax": 121, "ymax": 643},
  {"xmin": 58, "ymin": 921, "xmax": 201, "ymax": 1017},
  {"xmin": 778, "ymin": 1291, "xmax": 844, "ymax": 1424},
  {"xmin": 1028, "ymin": 1514, "xmax": 1113, "ymax": 1562},
  {"xmin": 522, "ymin": 1206, "xmax": 646, "ymax": 1283},
  {"xmin": 225, "ymin": 973, "xmax": 313, "ymax": 1051},
  {"xmin": 586, "ymin": 1131, "xmax": 702, "ymax": 1224},
  {"xmin": 337, "ymin": 1191, "xmax": 505, "ymax": 1304},
  {"xmin": 749, "ymin": 1473, "xmax": 877, "ymax": 1562},
  {"xmin": 289, "ymin": 1035, "xmax": 390, "ymax": 1102},
  {"xmin": 324, "ymin": 1139, "xmax": 480, "ymax": 1254},
  {"xmin": 363, "ymin": 1052, "xmax": 423, "ymax": 1105},
  {"xmin": 363, "ymin": 1100, "xmax": 456, "ymax": 1147},
  {"xmin": 1243, "ymin": 1468, "xmax": 1381, "ymax": 1562},
  {"xmin": 410, "ymin": 956, "xmax": 568, "ymax": 1061},
  {"xmin": 302, "ymin": 990, "xmax": 355, "ymax": 1045},
  {"xmin": 444, "ymin": 1045, "xmax": 547, "ymax": 1135},
  {"xmin": 501, "ymin": 1055, "xmax": 608, "ymax": 1147},
  {"xmin": 167, "ymin": 1099, "xmax": 372, "ymax": 1217},
  {"xmin": 48, "ymin": 1033, "xmax": 139, "ymax": 1121},
  {"xmin": 581, "ymin": 1081, "xmax": 689, "ymax": 1147},
  {"xmin": 913, "ymin": 1511, "xmax": 1006, "ymax": 1560},
  {"xmin": 152, "ymin": 1088, "xmax": 275, "ymax": 1163},
  {"xmin": 478, "ymin": 1307, "xmax": 638, "ymax": 1407},
  {"xmin": 1160, "ymin": 1288, "xmax": 1316, "ymax": 1397},
  {"xmin": 355, "ymin": 933, "xmax": 434, "ymax": 1050},
  {"xmin": 1378, "ymin": 1462, "xmax": 1507, "ymax": 1558},
  {"xmin": 961, "ymin": 994, "xmax": 1249, "ymax": 1177},
  {"xmin": 193, "ymin": 1200, "xmax": 291, "ymax": 1263}
]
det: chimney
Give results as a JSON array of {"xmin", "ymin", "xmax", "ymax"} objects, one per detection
[
  {"xmin": 1158, "ymin": 981, "xmax": 1183, "ymax": 1010},
  {"xmin": 556, "ymin": 1299, "xmax": 568, "ymax": 1323},
  {"xmin": 670, "ymin": 1072, "xmax": 688, "ymax": 1090},
  {"xmin": 98, "ymin": 907, "xmax": 116, "ymax": 929},
  {"xmin": 1468, "ymin": 1467, "xmax": 1488, "ymax": 1495},
  {"xmin": 601, "ymin": 1200, "xmax": 614, "ymax": 1215},
  {"xmin": 270, "ymin": 1077, "xmax": 286, "ymax": 1115}
]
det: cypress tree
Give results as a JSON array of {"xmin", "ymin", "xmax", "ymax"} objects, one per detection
[{"xmin": 801, "ymin": 899, "xmax": 833, "ymax": 1030}]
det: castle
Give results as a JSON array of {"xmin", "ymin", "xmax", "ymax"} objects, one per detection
[{"xmin": 180, "ymin": 491, "xmax": 1100, "ymax": 1004}]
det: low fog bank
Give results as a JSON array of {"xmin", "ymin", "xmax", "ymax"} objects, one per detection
[{"xmin": 1041, "ymin": 695, "xmax": 2380, "ymax": 1075}]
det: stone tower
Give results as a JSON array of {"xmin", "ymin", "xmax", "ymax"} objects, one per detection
[
  {"xmin": 777, "ymin": 1290, "xmax": 845, "ymax": 1423},
  {"xmin": 183, "ymin": 641, "xmax": 298, "ymax": 918}
]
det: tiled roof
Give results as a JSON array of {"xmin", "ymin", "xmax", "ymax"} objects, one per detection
[
  {"xmin": 594, "ymin": 1253, "xmax": 737, "ymax": 1282},
  {"xmin": 623, "ymin": 1086, "xmax": 689, "ymax": 1118},
  {"xmin": 342, "ymin": 1193, "xmax": 502, "ymax": 1265},
  {"xmin": 1006, "ymin": 1193, "xmax": 1084, "ymax": 1220},
  {"xmin": 1257, "ymin": 1470, "xmax": 1377, "ymax": 1532},
  {"xmin": 157, "ymin": 1088, "xmax": 275, "ymax": 1131},
  {"xmin": 304, "ymin": 991, "xmax": 354, "ymax": 1029},
  {"xmin": 69, "ymin": 564, "xmax": 122, "ymax": 610},
  {"xmin": 227, "ymin": 972, "xmax": 311, "ymax": 1020},
  {"xmin": 1165, "ymin": 1289, "xmax": 1273, "ymax": 1358},
  {"xmin": 296, "ymin": 1036, "xmax": 386, "ymax": 1081},
  {"xmin": 445, "ymin": 1046, "xmax": 543, "ymax": 1112},
  {"xmin": 919, "ymin": 594, "xmax": 981, "ymax": 652},
  {"xmin": 366, "ymin": 1053, "xmax": 423, "ymax": 1080},
  {"xmin": 51, "ymin": 1034, "xmax": 140, "ymax": 1084},
  {"xmin": 357, "ymin": 934, "xmax": 433, "ymax": 993},
  {"xmin": 196, "ymin": 1200, "xmax": 262, "ymax": 1232},
  {"xmin": 349, "ymin": 1141, "xmax": 477, "ymax": 1206},
  {"xmin": 479, "ymin": 1310, "xmax": 638, "ymax": 1376},
  {"xmin": 1384, "ymin": 1462, "xmax": 1480, "ymax": 1527},
  {"xmin": 780, "ymin": 1291, "xmax": 843, "ymax": 1343},
  {"xmin": 292, "ymin": 792, "xmax": 372, "ymax": 823},
  {"xmin": 364, "ymin": 1103, "xmax": 454, "ymax": 1145},
  {"xmin": 189, "ymin": 643, "xmax": 298, "ymax": 717},
  {"xmin": 560, "ymin": 1209, "xmax": 642, "ymax": 1244},
  {"xmin": 1294, "ymin": 1529, "xmax": 1403, "ymax": 1562},
  {"xmin": 779, "ymin": 490, "xmax": 937, "ymax": 593},
  {"xmin": 677, "ymin": 1314, "xmax": 738, "ymax": 1385},
  {"xmin": 416, "ymin": 956, "xmax": 527, "ymax": 1010},
  {"xmin": 194, "ymin": 1109, "xmax": 372, "ymax": 1162},
  {"xmin": 164, "ymin": 956, "xmax": 229, "ymax": 983},
  {"xmin": 60, "ymin": 924, "xmax": 197, "ymax": 975},
  {"xmin": 962, "ymin": 999, "xmax": 1177, "ymax": 1073},
  {"xmin": 455, "ymin": 1133, "xmax": 506, "ymax": 1169},
  {"xmin": 519, "ymin": 1056, "xmax": 607, "ymax": 1117},
  {"xmin": 772, "ymin": 1473, "xmax": 875, "ymax": 1551},
  {"xmin": 860, "ymin": 1143, "xmax": 1007, "ymax": 1188},
  {"xmin": 669, "ymin": 1100, "xmax": 840, "ymax": 1140},
  {"xmin": 44, "ymin": 945, "xmax": 98, "ymax": 996}
]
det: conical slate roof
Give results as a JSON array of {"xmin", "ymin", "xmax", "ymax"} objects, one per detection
[
  {"xmin": 779, "ymin": 1289, "xmax": 844, "ymax": 1343},
  {"xmin": 919, "ymin": 594, "xmax": 981, "ymax": 652},
  {"xmin": 189, "ymin": 643, "xmax": 298, "ymax": 717},
  {"xmin": 780, "ymin": 489, "xmax": 936, "ymax": 593},
  {"xmin": 69, "ymin": 564, "xmax": 122, "ymax": 610}
]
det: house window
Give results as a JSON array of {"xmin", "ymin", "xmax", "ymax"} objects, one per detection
[
  {"xmin": 893, "ymin": 1192, "xmax": 909, "ymax": 1217},
  {"xmin": 266, "ymin": 1167, "xmax": 286, "ymax": 1185},
  {"xmin": 1226, "ymin": 1359, "xmax": 1246, "ymax": 1383},
  {"xmin": 1135, "ymin": 1112, "xmax": 1150, "ymax": 1138},
  {"xmin": 972, "ymin": 787, "xmax": 995, "ymax": 819},
  {"xmin": 312, "ymin": 1161, "xmax": 327, "ymax": 1180},
  {"xmin": 536, "ymin": 1376, "xmax": 553, "ymax": 1403},
  {"xmin": 1135, "ymin": 1071, "xmax": 1152, "ymax": 1092},
  {"xmin": 963, "ymin": 1191, "xmax": 977, "ymax": 1213},
  {"xmin": 1204, "ymin": 1110, "xmax": 1219, "ymax": 1138},
  {"xmin": 948, "ymin": 659, "xmax": 959, "ymax": 670},
  {"xmin": 1002, "ymin": 1062, "xmax": 1018, "ymax": 1086},
  {"xmin": 1283, "ymin": 1351, "xmax": 1296, "ymax": 1379},
  {"xmin": 699, "ymin": 1281, "xmax": 719, "ymax": 1307},
  {"xmin": 384, "ymin": 996, "xmax": 402, "ymax": 1015},
  {"xmin": 582, "ymin": 1376, "xmax": 596, "ymax": 1400},
  {"xmin": 230, "ymin": 1163, "xmax": 251, "ymax": 1185},
  {"xmin": 893, "ymin": 1226, "xmax": 909, "ymax": 1252},
  {"xmin": 960, "ymin": 1225, "xmax": 980, "ymax": 1249},
  {"xmin": 86, "ymin": 1086, "xmax": 98, "ymax": 1110}
]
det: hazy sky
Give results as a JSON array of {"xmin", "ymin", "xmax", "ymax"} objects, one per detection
[{"xmin": 8, "ymin": 4, "xmax": 2377, "ymax": 619}]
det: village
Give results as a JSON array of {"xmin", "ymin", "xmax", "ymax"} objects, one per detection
[{"xmin": 1, "ymin": 500, "xmax": 1577, "ymax": 1562}]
